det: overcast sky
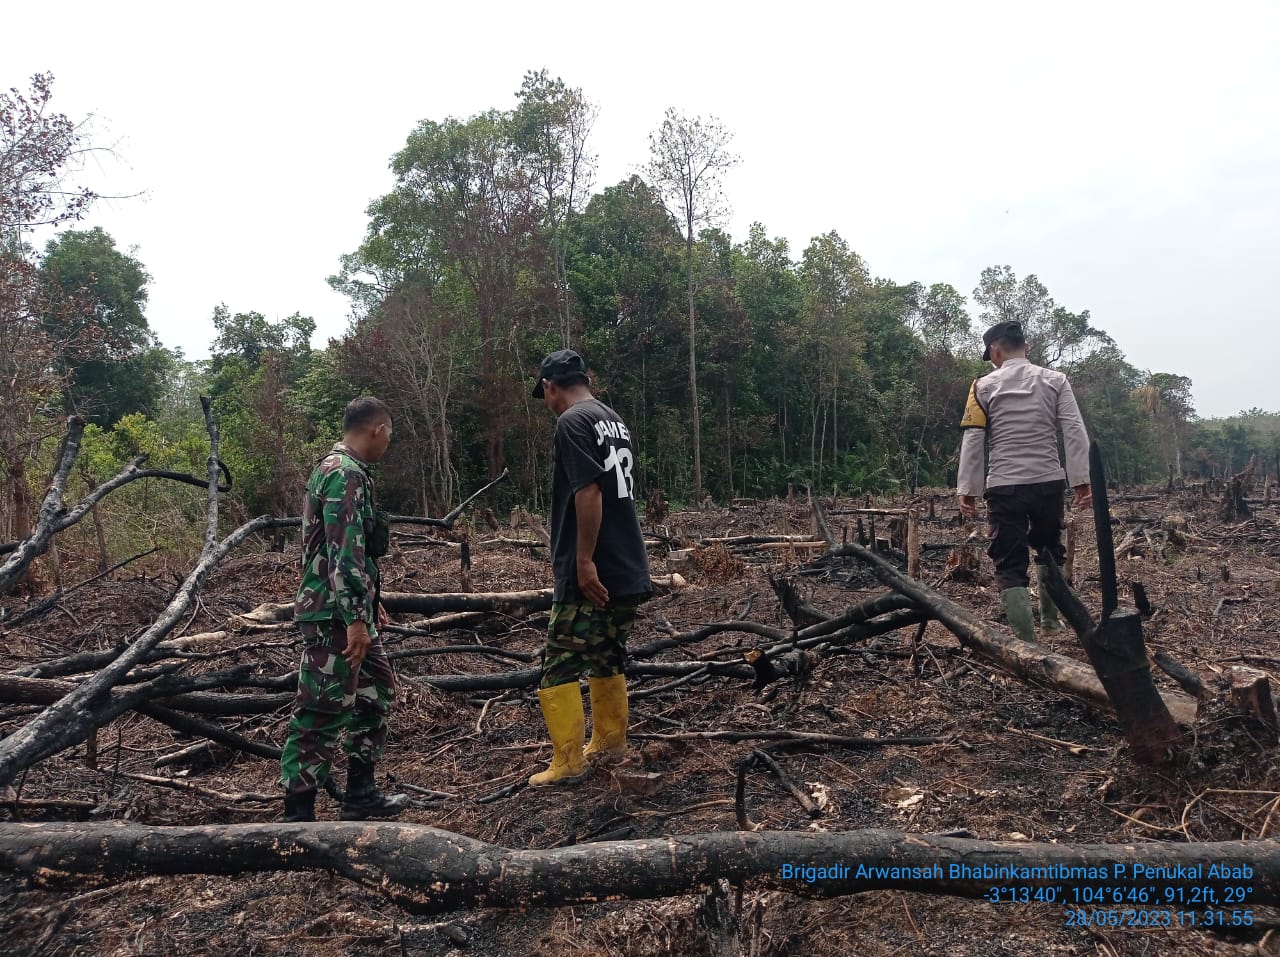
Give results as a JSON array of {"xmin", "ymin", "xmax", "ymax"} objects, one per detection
[{"xmin": 10, "ymin": 0, "xmax": 1279, "ymax": 418}]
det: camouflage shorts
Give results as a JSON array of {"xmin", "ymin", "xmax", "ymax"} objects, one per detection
[
  {"xmin": 279, "ymin": 618, "xmax": 396, "ymax": 794},
  {"xmin": 540, "ymin": 598, "xmax": 640, "ymax": 689}
]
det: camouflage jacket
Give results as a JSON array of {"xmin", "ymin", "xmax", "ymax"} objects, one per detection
[{"xmin": 294, "ymin": 443, "xmax": 379, "ymax": 628}]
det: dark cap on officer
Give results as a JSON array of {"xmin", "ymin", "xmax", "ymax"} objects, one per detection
[{"xmin": 981, "ymin": 320, "xmax": 1025, "ymax": 361}]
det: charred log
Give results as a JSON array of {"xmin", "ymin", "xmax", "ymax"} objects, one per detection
[
  {"xmin": 830, "ymin": 543, "xmax": 1198, "ymax": 727},
  {"xmin": 1, "ymin": 822, "xmax": 1277, "ymax": 914},
  {"xmin": 1037, "ymin": 555, "xmax": 1185, "ymax": 763}
]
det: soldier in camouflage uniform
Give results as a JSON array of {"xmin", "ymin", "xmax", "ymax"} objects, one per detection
[
  {"xmin": 529, "ymin": 350, "xmax": 652, "ymax": 787},
  {"xmin": 280, "ymin": 396, "xmax": 409, "ymax": 822}
]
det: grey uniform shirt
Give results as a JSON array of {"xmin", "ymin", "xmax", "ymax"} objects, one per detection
[{"xmin": 957, "ymin": 357, "xmax": 1090, "ymax": 496}]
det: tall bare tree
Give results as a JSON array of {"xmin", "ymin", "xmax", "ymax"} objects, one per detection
[
  {"xmin": 379, "ymin": 285, "xmax": 464, "ymax": 512},
  {"xmin": 798, "ymin": 232, "xmax": 869, "ymax": 484},
  {"xmin": 645, "ymin": 110, "xmax": 739, "ymax": 503},
  {"xmin": 512, "ymin": 70, "xmax": 597, "ymax": 349},
  {"xmin": 0, "ymin": 74, "xmax": 101, "ymax": 541},
  {"xmin": 972, "ymin": 266, "xmax": 1110, "ymax": 367}
]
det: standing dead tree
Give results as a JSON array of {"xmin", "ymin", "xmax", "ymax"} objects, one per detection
[
  {"xmin": 1222, "ymin": 453, "xmax": 1257, "ymax": 522},
  {"xmin": 1028, "ymin": 442, "xmax": 1184, "ymax": 763}
]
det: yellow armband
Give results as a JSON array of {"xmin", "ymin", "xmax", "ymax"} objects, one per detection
[{"xmin": 959, "ymin": 380, "xmax": 987, "ymax": 429}]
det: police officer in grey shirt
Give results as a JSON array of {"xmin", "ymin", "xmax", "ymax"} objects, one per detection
[{"xmin": 956, "ymin": 320, "xmax": 1093, "ymax": 642}]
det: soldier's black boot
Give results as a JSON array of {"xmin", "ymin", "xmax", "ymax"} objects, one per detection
[
  {"xmin": 340, "ymin": 758, "xmax": 409, "ymax": 820},
  {"xmin": 283, "ymin": 788, "xmax": 317, "ymax": 823}
]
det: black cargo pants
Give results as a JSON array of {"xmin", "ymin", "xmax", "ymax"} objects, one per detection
[{"xmin": 984, "ymin": 480, "xmax": 1067, "ymax": 591}]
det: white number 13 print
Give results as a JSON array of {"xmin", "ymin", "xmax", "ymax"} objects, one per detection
[{"xmin": 602, "ymin": 445, "xmax": 635, "ymax": 499}]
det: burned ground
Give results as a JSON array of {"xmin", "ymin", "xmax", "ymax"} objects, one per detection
[{"xmin": 2, "ymin": 491, "xmax": 1279, "ymax": 956}]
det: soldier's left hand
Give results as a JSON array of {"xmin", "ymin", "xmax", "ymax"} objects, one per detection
[
  {"xmin": 377, "ymin": 603, "xmax": 389, "ymax": 628},
  {"xmin": 345, "ymin": 620, "xmax": 372, "ymax": 671}
]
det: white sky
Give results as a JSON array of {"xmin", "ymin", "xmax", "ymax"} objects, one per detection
[{"xmin": 10, "ymin": 0, "xmax": 1280, "ymax": 418}]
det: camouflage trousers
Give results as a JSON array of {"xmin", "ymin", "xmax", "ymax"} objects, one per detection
[
  {"xmin": 540, "ymin": 598, "xmax": 640, "ymax": 689},
  {"xmin": 279, "ymin": 619, "xmax": 395, "ymax": 795}
]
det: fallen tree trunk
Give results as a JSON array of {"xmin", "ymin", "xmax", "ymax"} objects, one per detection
[
  {"xmin": 383, "ymin": 576, "xmax": 687, "ymax": 615},
  {"xmin": 758, "ymin": 610, "xmax": 927, "ymax": 660},
  {"xmin": 829, "ymin": 543, "xmax": 1199, "ymax": 726},
  {"xmin": 385, "ymin": 469, "xmax": 511, "ymax": 529},
  {"xmin": 5, "ymin": 612, "xmax": 924, "ymax": 712},
  {"xmin": 0, "ymin": 662, "xmax": 297, "ymax": 727},
  {"xmin": 0, "ymin": 675, "xmax": 292, "ymax": 716},
  {"xmin": 135, "ymin": 703, "xmax": 284, "ymax": 762},
  {"xmin": 634, "ymin": 592, "xmax": 915, "ymax": 660},
  {"xmin": 1, "ymin": 822, "xmax": 1275, "ymax": 914},
  {"xmin": 698, "ymin": 535, "xmax": 824, "ymax": 547},
  {"xmin": 633, "ymin": 730, "xmax": 947, "ymax": 749},
  {"xmin": 417, "ymin": 611, "xmax": 927, "ymax": 695},
  {"xmin": 793, "ymin": 592, "xmax": 918, "ymax": 641},
  {"xmin": 1152, "ymin": 649, "xmax": 1207, "ymax": 699},
  {"xmin": 391, "ymin": 611, "xmax": 490, "ymax": 634},
  {"xmin": 381, "ymin": 589, "xmax": 553, "ymax": 614},
  {"xmin": 13, "ymin": 599, "xmax": 298, "ymax": 679}
]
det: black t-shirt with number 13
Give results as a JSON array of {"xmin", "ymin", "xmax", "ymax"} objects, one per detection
[{"xmin": 550, "ymin": 397, "xmax": 652, "ymax": 603}]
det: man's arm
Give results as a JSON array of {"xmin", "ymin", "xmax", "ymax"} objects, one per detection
[
  {"xmin": 321, "ymin": 469, "xmax": 375, "ymax": 668},
  {"xmin": 1058, "ymin": 380, "xmax": 1090, "ymax": 486},
  {"xmin": 1058, "ymin": 379, "xmax": 1092, "ymax": 509},
  {"xmin": 956, "ymin": 428, "xmax": 986, "ymax": 515},
  {"xmin": 956, "ymin": 379, "xmax": 987, "ymax": 516},
  {"xmin": 574, "ymin": 481, "xmax": 609, "ymax": 606}
]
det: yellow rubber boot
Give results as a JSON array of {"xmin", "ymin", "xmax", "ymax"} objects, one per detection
[
  {"xmin": 583, "ymin": 675, "xmax": 628, "ymax": 763},
  {"xmin": 529, "ymin": 682, "xmax": 591, "ymax": 787}
]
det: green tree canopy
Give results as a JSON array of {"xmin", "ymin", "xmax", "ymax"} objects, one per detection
[
  {"xmin": 973, "ymin": 266, "xmax": 1111, "ymax": 366},
  {"xmin": 40, "ymin": 227, "xmax": 169, "ymax": 425}
]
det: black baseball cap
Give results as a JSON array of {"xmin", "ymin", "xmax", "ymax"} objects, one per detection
[
  {"xmin": 982, "ymin": 320, "xmax": 1024, "ymax": 361},
  {"xmin": 532, "ymin": 349, "xmax": 588, "ymax": 398}
]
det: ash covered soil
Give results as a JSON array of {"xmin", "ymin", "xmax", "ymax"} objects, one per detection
[{"xmin": 3, "ymin": 491, "xmax": 1280, "ymax": 956}]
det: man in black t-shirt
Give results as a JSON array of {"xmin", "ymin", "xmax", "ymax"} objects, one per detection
[{"xmin": 528, "ymin": 349, "xmax": 652, "ymax": 787}]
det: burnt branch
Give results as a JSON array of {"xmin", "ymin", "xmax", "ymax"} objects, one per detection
[{"xmin": 0, "ymin": 417, "xmax": 84, "ymax": 594}]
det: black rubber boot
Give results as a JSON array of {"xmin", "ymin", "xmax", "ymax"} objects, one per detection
[
  {"xmin": 340, "ymin": 758, "xmax": 409, "ymax": 820},
  {"xmin": 283, "ymin": 788, "xmax": 317, "ymax": 823}
]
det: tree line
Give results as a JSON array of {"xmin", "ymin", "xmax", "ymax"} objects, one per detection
[{"xmin": 2, "ymin": 70, "xmax": 1274, "ymax": 559}]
